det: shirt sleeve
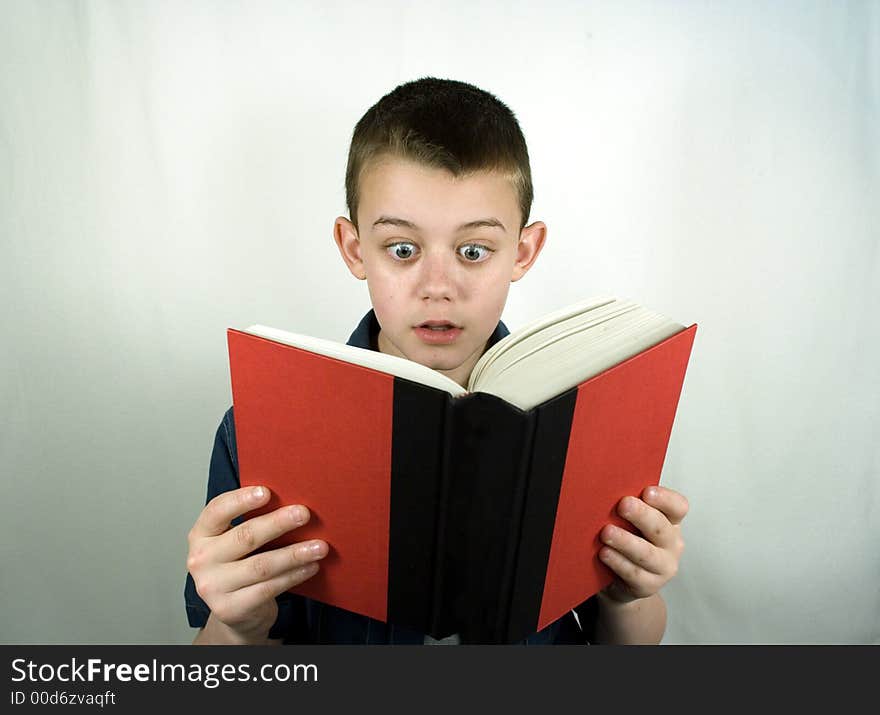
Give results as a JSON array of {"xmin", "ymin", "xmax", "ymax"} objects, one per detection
[{"xmin": 183, "ymin": 407, "xmax": 306, "ymax": 640}]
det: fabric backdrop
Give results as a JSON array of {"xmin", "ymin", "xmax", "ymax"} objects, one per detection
[{"xmin": 1, "ymin": 0, "xmax": 877, "ymax": 644}]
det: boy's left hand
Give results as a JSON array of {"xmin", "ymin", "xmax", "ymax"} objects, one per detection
[{"xmin": 598, "ymin": 485, "xmax": 688, "ymax": 604}]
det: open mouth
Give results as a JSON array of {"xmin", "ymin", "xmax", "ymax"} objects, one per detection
[
  {"xmin": 413, "ymin": 321, "xmax": 463, "ymax": 343},
  {"xmin": 418, "ymin": 322, "xmax": 460, "ymax": 331}
]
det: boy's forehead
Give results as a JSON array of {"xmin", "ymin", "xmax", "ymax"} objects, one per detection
[{"xmin": 359, "ymin": 156, "xmax": 520, "ymax": 231}]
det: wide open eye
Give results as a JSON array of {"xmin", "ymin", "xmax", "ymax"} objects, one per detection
[
  {"xmin": 387, "ymin": 242, "xmax": 418, "ymax": 261},
  {"xmin": 458, "ymin": 244, "xmax": 493, "ymax": 262}
]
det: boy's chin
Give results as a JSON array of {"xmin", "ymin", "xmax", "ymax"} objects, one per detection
[
  {"xmin": 403, "ymin": 344, "xmax": 467, "ymax": 370},
  {"xmin": 408, "ymin": 351, "xmax": 462, "ymax": 371}
]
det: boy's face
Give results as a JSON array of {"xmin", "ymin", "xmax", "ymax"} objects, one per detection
[{"xmin": 334, "ymin": 156, "xmax": 546, "ymax": 387}]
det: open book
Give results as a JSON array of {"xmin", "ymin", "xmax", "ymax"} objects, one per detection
[
  {"xmin": 244, "ymin": 295, "xmax": 685, "ymax": 410},
  {"xmin": 227, "ymin": 296, "xmax": 697, "ymax": 643}
]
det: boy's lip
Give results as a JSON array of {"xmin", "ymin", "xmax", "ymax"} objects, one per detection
[
  {"xmin": 413, "ymin": 323, "xmax": 463, "ymax": 345},
  {"xmin": 416, "ymin": 320, "xmax": 462, "ymax": 328}
]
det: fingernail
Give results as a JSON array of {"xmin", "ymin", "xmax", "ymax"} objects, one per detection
[
  {"xmin": 289, "ymin": 505, "xmax": 307, "ymax": 524},
  {"xmin": 297, "ymin": 562, "xmax": 319, "ymax": 576},
  {"xmin": 603, "ymin": 527, "xmax": 617, "ymax": 545},
  {"xmin": 252, "ymin": 486, "xmax": 265, "ymax": 499},
  {"xmin": 303, "ymin": 541, "xmax": 327, "ymax": 558}
]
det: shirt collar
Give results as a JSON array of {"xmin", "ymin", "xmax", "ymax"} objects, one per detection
[{"xmin": 346, "ymin": 309, "xmax": 510, "ymax": 352}]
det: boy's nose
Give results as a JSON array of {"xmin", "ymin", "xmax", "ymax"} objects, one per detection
[{"xmin": 418, "ymin": 252, "xmax": 457, "ymax": 301}]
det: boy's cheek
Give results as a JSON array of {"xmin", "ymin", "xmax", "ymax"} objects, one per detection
[{"xmin": 368, "ymin": 295, "xmax": 404, "ymax": 332}]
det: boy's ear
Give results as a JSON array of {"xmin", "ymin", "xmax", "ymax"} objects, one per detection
[
  {"xmin": 333, "ymin": 216, "xmax": 367, "ymax": 280},
  {"xmin": 511, "ymin": 221, "xmax": 548, "ymax": 282}
]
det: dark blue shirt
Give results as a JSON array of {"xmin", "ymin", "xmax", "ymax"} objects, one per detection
[{"xmin": 184, "ymin": 309, "xmax": 596, "ymax": 643}]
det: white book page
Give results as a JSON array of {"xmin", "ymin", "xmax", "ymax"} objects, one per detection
[
  {"xmin": 471, "ymin": 304, "xmax": 684, "ymax": 411},
  {"xmin": 243, "ymin": 325, "xmax": 467, "ymax": 398},
  {"xmin": 468, "ymin": 295, "xmax": 619, "ymax": 388},
  {"xmin": 476, "ymin": 319, "xmax": 683, "ymax": 410}
]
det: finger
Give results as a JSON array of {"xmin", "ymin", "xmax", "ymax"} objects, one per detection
[
  {"xmin": 616, "ymin": 496, "xmax": 680, "ymax": 550},
  {"xmin": 598, "ymin": 545, "xmax": 663, "ymax": 600},
  {"xmin": 599, "ymin": 523, "xmax": 668, "ymax": 576},
  {"xmin": 224, "ymin": 539, "xmax": 329, "ymax": 592},
  {"xmin": 212, "ymin": 503, "xmax": 313, "ymax": 564},
  {"xmin": 213, "ymin": 562, "xmax": 322, "ymax": 627},
  {"xmin": 642, "ymin": 485, "xmax": 689, "ymax": 526},
  {"xmin": 190, "ymin": 486, "xmax": 272, "ymax": 539}
]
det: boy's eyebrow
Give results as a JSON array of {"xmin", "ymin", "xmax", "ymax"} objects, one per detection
[{"xmin": 372, "ymin": 215, "xmax": 507, "ymax": 232}]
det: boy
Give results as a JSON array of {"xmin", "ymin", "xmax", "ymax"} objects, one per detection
[{"xmin": 184, "ymin": 77, "xmax": 689, "ymax": 644}]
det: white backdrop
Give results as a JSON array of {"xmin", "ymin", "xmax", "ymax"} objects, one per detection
[{"xmin": 1, "ymin": 0, "xmax": 877, "ymax": 644}]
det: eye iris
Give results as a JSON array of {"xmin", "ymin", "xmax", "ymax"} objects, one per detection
[
  {"xmin": 463, "ymin": 246, "xmax": 481, "ymax": 261},
  {"xmin": 395, "ymin": 244, "xmax": 413, "ymax": 259}
]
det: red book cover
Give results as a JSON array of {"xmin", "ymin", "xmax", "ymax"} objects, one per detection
[{"xmin": 227, "ymin": 330, "xmax": 395, "ymax": 622}]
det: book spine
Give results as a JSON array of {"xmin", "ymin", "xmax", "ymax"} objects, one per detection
[{"xmin": 431, "ymin": 393, "xmax": 536, "ymax": 643}]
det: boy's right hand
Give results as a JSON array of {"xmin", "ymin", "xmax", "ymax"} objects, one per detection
[{"xmin": 187, "ymin": 486, "xmax": 327, "ymax": 644}]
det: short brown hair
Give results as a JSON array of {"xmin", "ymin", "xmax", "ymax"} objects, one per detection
[{"xmin": 345, "ymin": 77, "xmax": 533, "ymax": 232}]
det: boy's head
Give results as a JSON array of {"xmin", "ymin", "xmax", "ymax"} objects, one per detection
[
  {"xmin": 344, "ymin": 77, "xmax": 534, "ymax": 234},
  {"xmin": 334, "ymin": 77, "xmax": 546, "ymax": 387}
]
